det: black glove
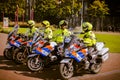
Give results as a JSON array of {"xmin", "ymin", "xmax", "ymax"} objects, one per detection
[{"xmin": 45, "ymin": 38, "xmax": 50, "ymax": 41}]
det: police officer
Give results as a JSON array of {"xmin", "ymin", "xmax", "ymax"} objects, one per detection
[
  {"xmin": 53, "ymin": 20, "xmax": 71, "ymax": 44},
  {"xmin": 27, "ymin": 20, "xmax": 37, "ymax": 36},
  {"xmin": 59, "ymin": 20, "xmax": 71, "ymax": 37},
  {"xmin": 82, "ymin": 22, "xmax": 96, "ymax": 47},
  {"xmin": 41, "ymin": 20, "xmax": 53, "ymax": 40}
]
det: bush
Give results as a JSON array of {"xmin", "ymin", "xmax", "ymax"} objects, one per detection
[
  {"xmin": 0, "ymin": 25, "xmax": 3, "ymax": 32},
  {"xmin": 9, "ymin": 22, "xmax": 43, "ymax": 28},
  {"xmin": 2, "ymin": 29, "xmax": 10, "ymax": 34},
  {"xmin": 9, "ymin": 22, "xmax": 28, "ymax": 28}
]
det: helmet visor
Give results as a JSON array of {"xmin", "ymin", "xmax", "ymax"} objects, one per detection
[{"xmin": 83, "ymin": 26, "xmax": 88, "ymax": 31}]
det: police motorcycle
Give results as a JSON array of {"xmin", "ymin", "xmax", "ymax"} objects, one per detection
[
  {"xmin": 3, "ymin": 24, "xmax": 23, "ymax": 60},
  {"xmin": 59, "ymin": 38, "xmax": 109, "ymax": 79},
  {"xmin": 13, "ymin": 28, "xmax": 45, "ymax": 64},
  {"xmin": 4, "ymin": 32, "xmax": 29, "ymax": 60},
  {"xmin": 26, "ymin": 32, "xmax": 75, "ymax": 72},
  {"xmin": 27, "ymin": 41, "xmax": 58, "ymax": 71}
]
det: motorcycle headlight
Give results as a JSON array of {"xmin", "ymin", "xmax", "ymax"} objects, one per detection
[{"xmin": 65, "ymin": 37, "xmax": 71, "ymax": 43}]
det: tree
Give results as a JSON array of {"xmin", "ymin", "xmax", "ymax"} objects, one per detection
[
  {"xmin": 56, "ymin": 0, "xmax": 82, "ymax": 18},
  {"xmin": 0, "ymin": 0, "xmax": 25, "ymax": 21},
  {"xmin": 57, "ymin": 0, "xmax": 82, "ymax": 27},
  {"xmin": 34, "ymin": 0, "xmax": 82, "ymax": 25},
  {"xmin": 34, "ymin": 0, "xmax": 57, "ymax": 22},
  {"xmin": 0, "ymin": 0, "xmax": 82, "ymax": 25},
  {"xmin": 87, "ymin": 0, "xmax": 109, "ymax": 31}
]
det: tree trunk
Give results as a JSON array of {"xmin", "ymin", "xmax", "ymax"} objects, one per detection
[
  {"xmin": 96, "ymin": 17, "xmax": 100, "ymax": 31},
  {"xmin": 100, "ymin": 17, "xmax": 104, "ymax": 31}
]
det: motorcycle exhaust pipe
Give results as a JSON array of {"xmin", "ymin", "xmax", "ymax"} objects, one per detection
[{"xmin": 98, "ymin": 48, "xmax": 109, "ymax": 62}]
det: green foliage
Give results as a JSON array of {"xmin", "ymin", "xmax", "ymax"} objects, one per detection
[
  {"xmin": 0, "ymin": 27, "xmax": 12, "ymax": 34},
  {"xmin": 87, "ymin": 0, "xmax": 109, "ymax": 18},
  {"xmin": 0, "ymin": 0, "xmax": 25, "ymax": 18},
  {"xmin": 57, "ymin": 0, "xmax": 82, "ymax": 18},
  {"xmin": 17, "ymin": 28, "xmax": 28, "ymax": 34},
  {"xmin": 34, "ymin": 0, "xmax": 82, "ymax": 22},
  {"xmin": 0, "ymin": 25, "xmax": 3, "ymax": 32},
  {"xmin": 0, "ymin": 0, "xmax": 81, "ymax": 24},
  {"xmin": 33, "ymin": 0, "xmax": 56, "ymax": 22},
  {"xmin": 9, "ymin": 22, "xmax": 28, "ymax": 28}
]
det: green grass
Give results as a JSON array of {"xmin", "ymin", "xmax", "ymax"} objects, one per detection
[
  {"xmin": 1, "ymin": 27, "xmax": 120, "ymax": 53},
  {"xmin": 2, "ymin": 27, "xmax": 28, "ymax": 34},
  {"xmin": 78, "ymin": 32, "xmax": 120, "ymax": 53},
  {"xmin": 17, "ymin": 28, "xmax": 29, "ymax": 34},
  {"xmin": 95, "ymin": 33, "xmax": 120, "ymax": 53}
]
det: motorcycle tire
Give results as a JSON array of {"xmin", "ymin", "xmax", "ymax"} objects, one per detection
[
  {"xmin": 3, "ymin": 48, "xmax": 13, "ymax": 60},
  {"xmin": 60, "ymin": 63, "xmax": 74, "ymax": 80},
  {"xmin": 13, "ymin": 48, "xmax": 23, "ymax": 64},
  {"xmin": 27, "ymin": 57, "xmax": 44, "ymax": 72},
  {"xmin": 90, "ymin": 62, "xmax": 102, "ymax": 74}
]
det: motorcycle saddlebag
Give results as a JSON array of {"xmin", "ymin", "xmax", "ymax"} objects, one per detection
[{"xmin": 97, "ymin": 48, "xmax": 109, "ymax": 62}]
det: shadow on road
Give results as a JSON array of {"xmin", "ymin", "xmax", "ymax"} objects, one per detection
[
  {"xmin": 0, "ymin": 56, "xmax": 29, "ymax": 71},
  {"xmin": 0, "ymin": 55, "xmax": 88, "ymax": 80},
  {"xmin": 0, "ymin": 56, "xmax": 62, "ymax": 80}
]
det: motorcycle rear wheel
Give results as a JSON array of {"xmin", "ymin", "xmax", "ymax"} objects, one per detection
[{"xmin": 90, "ymin": 62, "xmax": 102, "ymax": 74}]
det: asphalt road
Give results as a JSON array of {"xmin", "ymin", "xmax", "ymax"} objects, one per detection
[{"xmin": 0, "ymin": 33, "xmax": 120, "ymax": 80}]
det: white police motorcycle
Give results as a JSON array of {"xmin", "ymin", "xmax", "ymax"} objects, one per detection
[{"xmin": 59, "ymin": 40, "xmax": 109, "ymax": 79}]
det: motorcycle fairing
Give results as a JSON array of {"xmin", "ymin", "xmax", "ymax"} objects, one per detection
[
  {"xmin": 9, "ymin": 40, "xmax": 16, "ymax": 46},
  {"xmin": 68, "ymin": 51, "xmax": 85, "ymax": 62},
  {"xmin": 27, "ymin": 41, "xmax": 33, "ymax": 47},
  {"xmin": 35, "ymin": 40, "xmax": 45, "ymax": 48},
  {"xmin": 34, "ymin": 45, "xmax": 54, "ymax": 57},
  {"xmin": 8, "ymin": 38, "xmax": 22, "ymax": 48},
  {"xmin": 13, "ymin": 40, "xmax": 21, "ymax": 47},
  {"xmin": 9, "ymin": 35, "xmax": 16, "ymax": 40},
  {"xmin": 6, "ymin": 43, "xmax": 12, "ymax": 48}
]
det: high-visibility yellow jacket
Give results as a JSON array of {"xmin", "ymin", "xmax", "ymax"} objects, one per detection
[
  {"xmin": 53, "ymin": 29, "xmax": 71, "ymax": 43},
  {"xmin": 44, "ymin": 27, "xmax": 53, "ymax": 39},
  {"xmin": 83, "ymin": 31, "xmax": 96, "ymax": 47}
]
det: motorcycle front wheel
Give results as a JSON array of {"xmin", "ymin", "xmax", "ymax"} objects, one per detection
[
  {"xmin": 27, "ymin": 57, "xmax": 44, "ymax": 72},
  {"xmin": 60, "ymin": 63, "xmax": 74, "ymax": 79},
  {"xmin": 3, "ymin": 48, "xmax": 13, "ymax": 60}
]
